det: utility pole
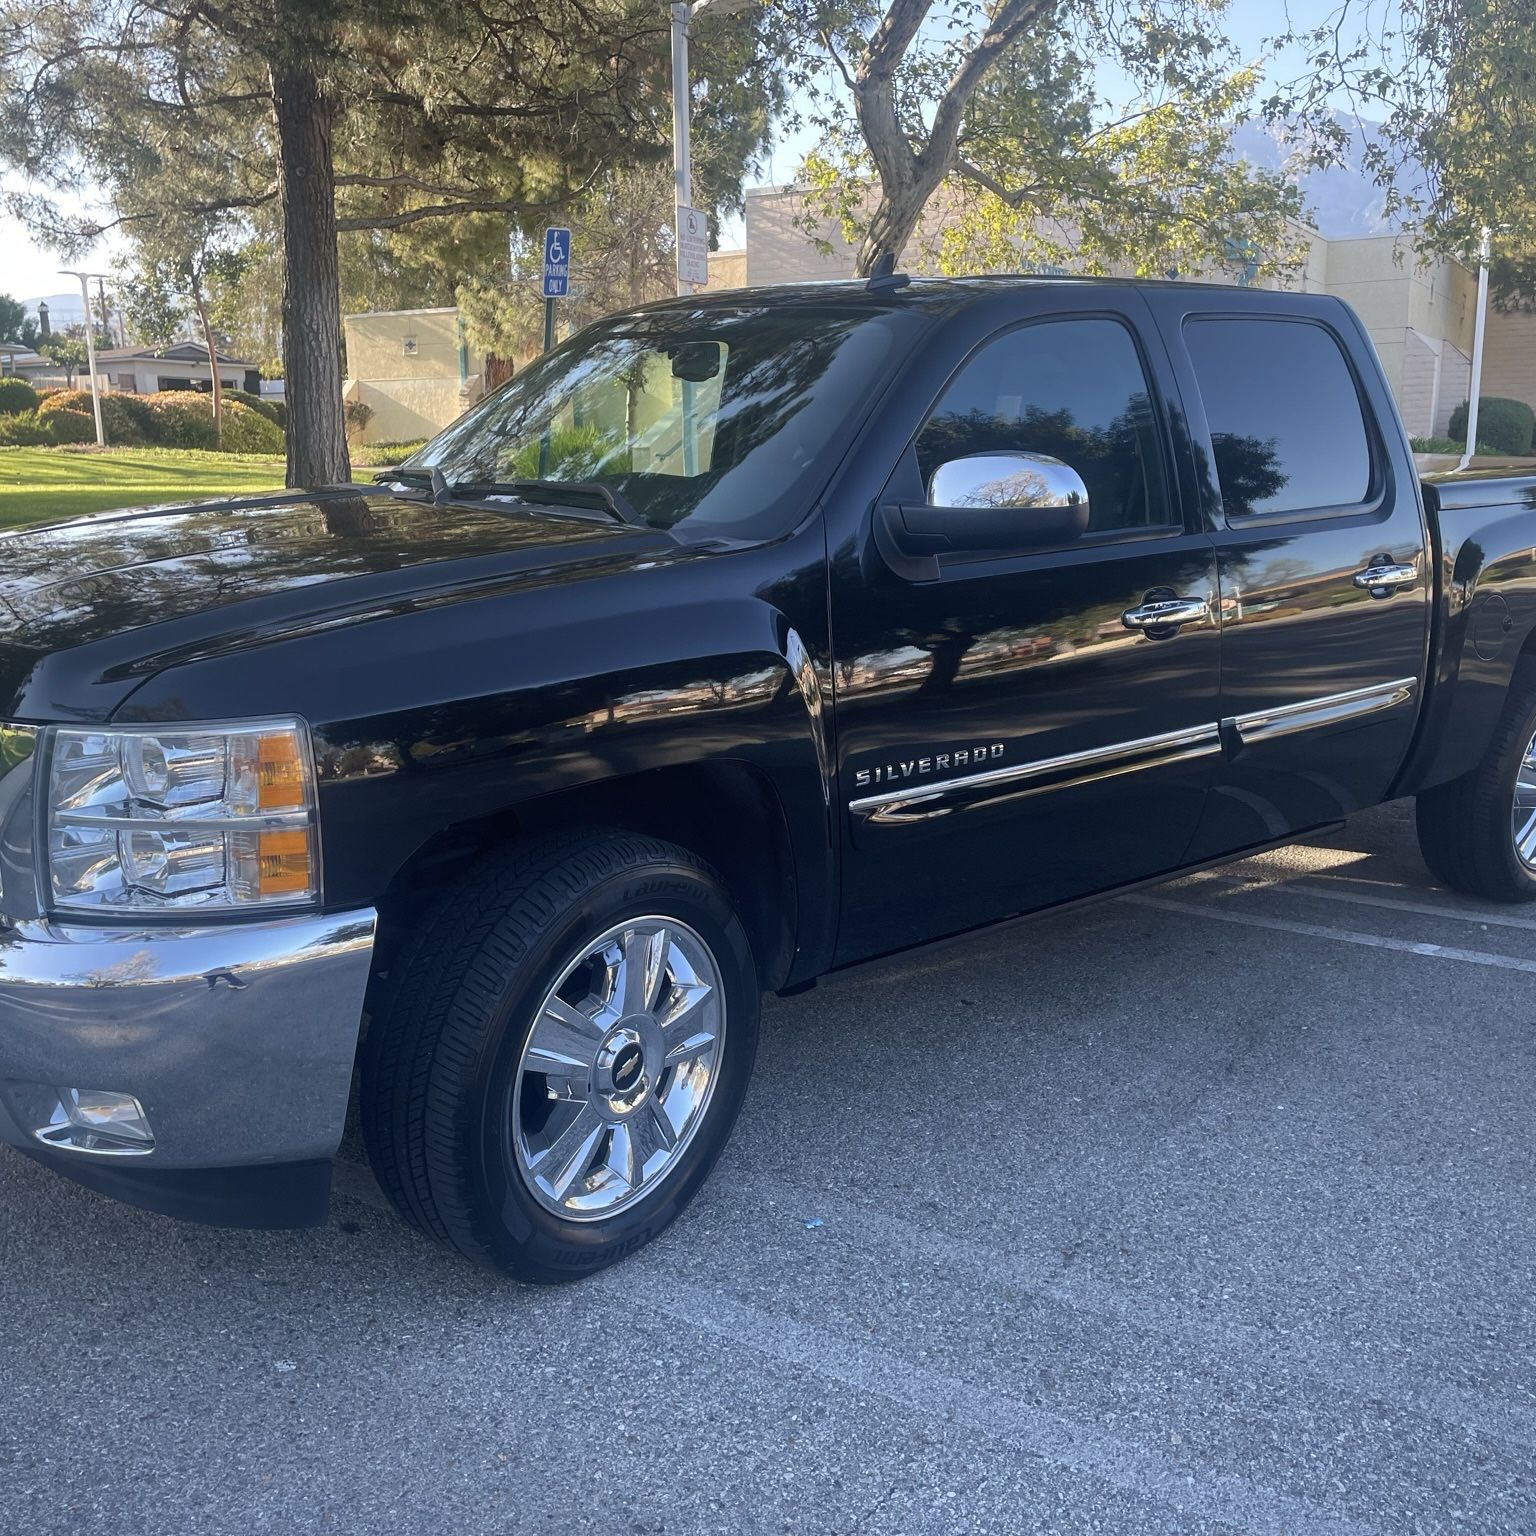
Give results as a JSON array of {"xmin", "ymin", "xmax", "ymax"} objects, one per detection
[
  {"xmin": 1459, "ymin": 226, "xmax": 1493, "ymax": 473},
  {"xmin": 60, "ymin": 270, "xmax": 111, "ymax": 447}
]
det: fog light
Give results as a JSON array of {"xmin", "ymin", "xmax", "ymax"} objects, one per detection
[{"xmin": 34, "ymin": 1089, "xmax": 155, "ymax": 1156}]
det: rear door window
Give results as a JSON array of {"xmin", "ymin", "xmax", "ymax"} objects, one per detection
[{"xmin": 1183, "ymin": 318, "xmax": 1373, "ymax": 520}]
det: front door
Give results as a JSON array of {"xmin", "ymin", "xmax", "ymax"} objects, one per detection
[
  {"xmin": 831, "ymin": 294, "xmax": 1223, "ymax": 964},
  {"xmin": 1143, "ymin": 291, "xmax": 1433, "ymax": 857}
]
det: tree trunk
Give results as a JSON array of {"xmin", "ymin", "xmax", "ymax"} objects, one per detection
[
  {"xmin": 191, "ymin": 280, "xmax": 223, "ymax": 450},
  {"xmin": 270, "ymin": 60, "xmax": 351, "ymax": 486},
  {"xmin": 854, "ymin": 178, "xmax": 934, "ymax": 277}
]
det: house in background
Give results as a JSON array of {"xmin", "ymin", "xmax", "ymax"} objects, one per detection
[
  {"xmin": 343, "ymin": 307, "xmax": 475, "ymax": 445},
  {"xmin": 0, "ymin": 346, "xmax": 57, "ymax": 385},
  {"xmin": 95, "ymin": 342, "xmax": 261, "ymax": 395}
]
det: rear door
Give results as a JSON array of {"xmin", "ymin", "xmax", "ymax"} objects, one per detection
[{"xmin": 1144, "ymin": 290, "xmax": 1431, "ymax": 856}]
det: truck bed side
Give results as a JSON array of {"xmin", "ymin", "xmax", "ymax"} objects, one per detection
[{"xmin": 1395, "ymin": 471, "xmax": 1536, "ymax": 795}]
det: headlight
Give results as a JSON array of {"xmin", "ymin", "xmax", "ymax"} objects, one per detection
[{"xmin": 46, "ymin": 719, "xmax": 320, "ymax": 914}]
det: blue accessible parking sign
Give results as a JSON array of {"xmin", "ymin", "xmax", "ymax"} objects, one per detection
[{"xmin": 542, "ymin": 227, "xmax": 571, "ymax": 298}]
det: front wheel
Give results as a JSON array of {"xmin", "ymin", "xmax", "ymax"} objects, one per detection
[
  {"xmin": 1416, "ymin": 660, "xmax": 1536, "ymax": 903},
  {"xmin": 360, "ymin": 830, "xmax": 759, "ymax": 1280}
]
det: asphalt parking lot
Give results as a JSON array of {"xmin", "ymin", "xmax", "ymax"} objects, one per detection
[{"xmin": 3, "ymin": 798, "xmax": 1534, "ymax": 1535}]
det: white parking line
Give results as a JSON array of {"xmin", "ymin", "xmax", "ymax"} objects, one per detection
[
  {"xmin": 1124, "ymin": 893, "xmax": 1536, "ymax": 975},
  {"xmin": 1190, "ymin": 871, "xmax": 1536, "ymax": 932},
  {"xmin": 618, "ymin": 1278, "xmax": 1390, "ymax": 1536}
]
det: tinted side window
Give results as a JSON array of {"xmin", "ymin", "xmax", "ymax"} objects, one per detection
[
  {"xmin": 914, "ymin": 318, "xmax": 1172, "ymax": 536},
  {"xmin": 1184, "ymin": 318, "xmax": 1373, "ymax": 519}
]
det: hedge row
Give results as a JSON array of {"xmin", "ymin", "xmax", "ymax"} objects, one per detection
[{"xmin": 0, "ymin": 386, "xmax": 284, "ymax": 453}]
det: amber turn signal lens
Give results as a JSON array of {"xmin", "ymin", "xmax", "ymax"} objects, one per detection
[
  {"xmin": 256, "ymin": 732, "xmax": 306, "ymax": 811},
  {"xmin": 256, "ymin": 828, "xmax": 312, "ymax": 897}
]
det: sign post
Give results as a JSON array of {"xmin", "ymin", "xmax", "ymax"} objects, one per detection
[{"xmin": 541, "ymin": 227, "xmax": 571, "ymax": 353}]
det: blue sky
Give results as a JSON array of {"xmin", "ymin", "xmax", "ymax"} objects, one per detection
[{"xmin": 2, "ymin": 0, "xmax": 1351, "ymax": 305}]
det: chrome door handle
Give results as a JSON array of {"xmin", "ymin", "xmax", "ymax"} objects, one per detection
[
  {"xmin": 1121, "ymin": 596, "xmax": 1211, "ymax": 632},
  {"xmin": 1353, "ymin": 560, "xmax": 1418, "ymax": 594}
]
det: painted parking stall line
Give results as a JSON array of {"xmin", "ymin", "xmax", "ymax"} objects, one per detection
[
  {"xmin": 1192, "ymin": 869, "xmax": 1536, "ymax": 932},
  {"xmin": 1124, "ymin": 893, "xmax": 1536, "ymax": 975}
]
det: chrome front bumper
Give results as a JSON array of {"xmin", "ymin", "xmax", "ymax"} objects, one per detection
[{"xmin": 0, "ymin": 908, "xmax": 376, "ymax": 1199}]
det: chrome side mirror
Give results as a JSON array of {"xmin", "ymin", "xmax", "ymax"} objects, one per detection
[{"xmin": 926, "ymin": 451, "xmax": 1091, "ymax": 542}]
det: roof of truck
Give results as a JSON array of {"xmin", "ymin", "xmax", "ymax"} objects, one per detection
[{"xmin": 644, "ymin": 273, "xmax": 1335, "ymax": 316}]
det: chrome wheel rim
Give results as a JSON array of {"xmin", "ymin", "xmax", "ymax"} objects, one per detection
[
  {"xmin": 1514, "ymin": 727, "xmax": 1536, "ymax": 869},
  {"xmin": 512, "ymin": 916, "xmax": 726, "ymax": 1221}
]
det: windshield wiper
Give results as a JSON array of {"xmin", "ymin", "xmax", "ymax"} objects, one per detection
[
  {"xmin": 442, "ymin": 478, "xmax": 644, "ymax": 528},
  {"xmin": 373, "ymin": 468, "xmax": 432, "ymax": 495}
]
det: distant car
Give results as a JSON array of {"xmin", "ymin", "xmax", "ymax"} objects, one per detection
[{"xmin": 3, "ymin": 277, "xmax": 1535, "ymax": 1280}]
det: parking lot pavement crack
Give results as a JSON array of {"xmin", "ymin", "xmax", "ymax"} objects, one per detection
[{"xmin": 615, "ymin": 1275, "xmax": 1390, "ymax": 1536}]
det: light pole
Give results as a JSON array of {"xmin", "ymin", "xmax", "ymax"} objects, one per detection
[
  {"xmin": 1458, "ymin": 226, "xmax": 1493, "ymax": 472},
  {"xmin": 669, "ymin": 0, "xmax": 756, "ymax": 295},
  {"xmin": 59, "ymin": 270, "xmax": 111, "ymax": 447}
]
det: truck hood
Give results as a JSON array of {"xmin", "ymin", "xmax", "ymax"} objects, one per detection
[{"xmin": 0, "ymin": 486, "xmax": 676, "ymax": 721}]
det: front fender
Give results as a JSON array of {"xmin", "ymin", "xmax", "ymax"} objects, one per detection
[{"xmin": 112, "ymin": 526, "xmax": 839, "ymax": 975}]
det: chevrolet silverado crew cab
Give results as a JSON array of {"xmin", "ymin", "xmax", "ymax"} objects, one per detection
[{"xmin": 4, "ymin": 276, "xmax": 1535, "ymax": 1280}]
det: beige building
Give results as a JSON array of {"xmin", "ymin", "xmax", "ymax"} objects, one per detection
[
  {"xmin": 1483, "ymin": 306, "xmax": 1536, "ymax": 417},
  {"xmin": 1317, "ymin": 235, "xmax": 1478, "ymax": 439},
  {"xmin": 729, "ymin": 185, "xmax": 1504, "ymax": 441},
  {"xmin": 343, "ymin": 307, "xmax": 475, "ymax": 445}
]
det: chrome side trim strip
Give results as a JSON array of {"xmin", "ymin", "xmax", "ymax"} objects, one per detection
[
  {"xmin": 1232, "ymin": 677, "xmax": 1419, "ymax": 747},
  {"xmin": 849, "ymin": 722, "xmax": 1223, "ymax": 823}
]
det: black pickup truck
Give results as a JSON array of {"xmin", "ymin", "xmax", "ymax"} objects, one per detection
[{"xmin": 3, "ymin": 276, "xmax": 1535, "ymax": 1279}]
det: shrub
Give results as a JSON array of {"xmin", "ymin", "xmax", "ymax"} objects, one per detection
[
  {"xmin": 218, "ymin": 399, "xmax": 284, "ymax": 454},
  {"xmin": 36, "ymin": 386, "xmax": 90, "ymax": 414},
  {"xmin": 344, "ymin": 399, "xmax": 374, "ymax": 441},
  {"xmin": 0, "ymin": 410, "xmax": 54, "ymax": 446},
  {"xmin": 227, "ymin": 389, "xmax": 285, "ymax": 428},
  {"xmin": 352, "ymin": 438, "xmax": 428, "ymax": 467},
  {"xmin": 0, "ymin": 377, "xmax": 40, "ymax": 415},
  {"xmin": 45, "ymin": 409, "xmax": 97, "ymax": 445},
  {"xmin": 144, "ymin": 390, "xmax": 220, "ymax": 449},
  {"xmin": 1448, "ymin": 396, "xmax": 1535, "ymax": 456},
  {"xmin": 141, "ymin": 391, "xmax": 283, "ymax": 453},
  {"xmin": 39, "ymin": 388, "xmax": 156, "ymax": 445},
  {"xmin": 1411, "ymin": 436, "xmax": 1462, "ymax": 455}
]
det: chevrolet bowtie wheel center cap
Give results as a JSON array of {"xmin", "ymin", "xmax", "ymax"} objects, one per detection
[{"xmin": 611, "ymin": 1042, "xmax": 644, "ymax": 1093}]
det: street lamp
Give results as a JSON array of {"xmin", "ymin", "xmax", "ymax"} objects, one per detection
[
  {"xmin": 669, "ymin": 0, "xmax": 757, "ymax": 295},
  {"xmin": 59, "ymin": 270, "xmax": 111, "ymax": 447},
  {"xmin": 1457, "ymin": 226, "xmax": 1493, "ymax": 473}
]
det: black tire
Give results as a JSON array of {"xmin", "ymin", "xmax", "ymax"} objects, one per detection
[
  {"xmin": 360, "ymin": 829, "xmax": 759, "ymax": 1281},
  {"xmin": 1415, "ymin": 659, "xmax": 1536, "ymax": 902}
]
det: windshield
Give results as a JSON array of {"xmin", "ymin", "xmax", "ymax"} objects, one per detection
[{"xmin": 402, "ymin": 301, "xmax": 914, "ymax": 541}]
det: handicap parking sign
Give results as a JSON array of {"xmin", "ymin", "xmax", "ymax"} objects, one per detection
[{"xmin": 542, "ymin": 227, "xmax": 571, "ymax": 298}]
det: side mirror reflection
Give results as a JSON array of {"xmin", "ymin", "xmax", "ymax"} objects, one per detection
[{"xmin": 927, "ymin": 451, "xmax": 1091, "ymax": 542}]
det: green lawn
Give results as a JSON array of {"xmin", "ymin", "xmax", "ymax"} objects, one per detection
[{"xmin": 0, "ymin": 447, "xmax": 382, "ymax": 531}]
